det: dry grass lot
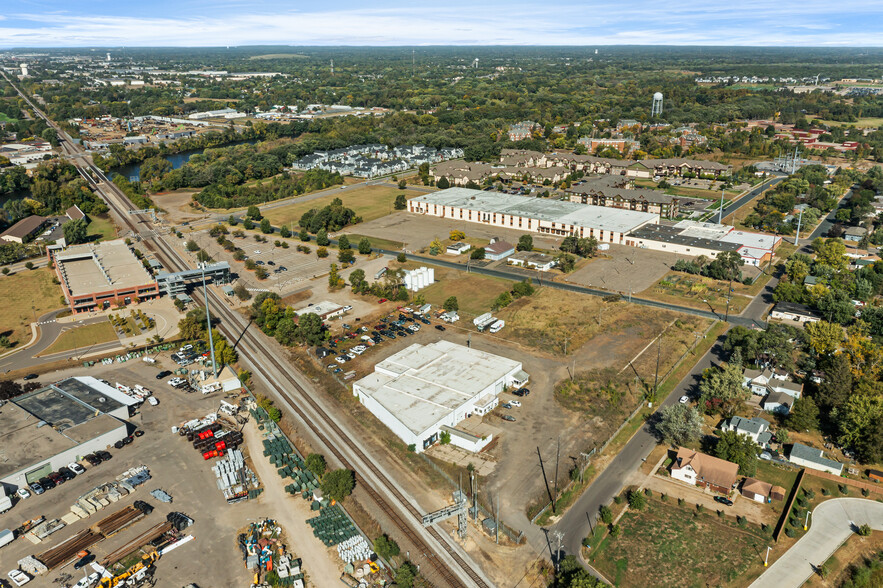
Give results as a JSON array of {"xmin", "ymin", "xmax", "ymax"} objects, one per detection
[
  {"xmin": 262, "ymin": 184, "xmax": 403, "ymax": 228},
  {"xmin": 407, "ymin": 263, "xmax": 512, "ymax": 318},
  {"xmin": 0, "ymin": 266, "xmax": 61, "ymax": 346},
  {"xmin": 589, "ymin": 497, "xmax": 769, "ymax": 588},
  {"xmin": 86, "ymin": 214, "xmax": 118, "ymax": 241},
  {"xmin": 641, "ymin": 271, "xmax": 753, "ymax": 315},
  {"xmin": 39, "ymin": 319, "xmax": 118, "ymax": 355}
]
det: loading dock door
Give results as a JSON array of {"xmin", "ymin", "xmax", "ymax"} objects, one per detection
[{"xmin": 26, "ymin": 463, "xmax": 52, "ymax": 484}]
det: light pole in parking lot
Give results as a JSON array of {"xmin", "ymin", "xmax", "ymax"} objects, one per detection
[{"xmin": 201, "ymin": 267, "xmax": 218, "ymax": 379}]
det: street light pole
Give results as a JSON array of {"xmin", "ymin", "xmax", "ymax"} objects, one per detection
[
  {"xmin": 765, "ymin": 546, "xmax": 771, "ymax": 567},
  {"xmin": 804, "ymin": 509, "xmax": 812, "ymax": 531}
]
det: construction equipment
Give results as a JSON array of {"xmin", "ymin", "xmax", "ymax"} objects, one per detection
[{"xmin": 97, "ymin": 550, "xmax": 158, "ymax": 588}]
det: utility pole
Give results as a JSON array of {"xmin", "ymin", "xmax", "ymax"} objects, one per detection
[
  {"xmin": 552, "ymin": 531, "xmax": 565, "ymax": 571},
  {"xmin": 495, "ymin": 494, "xmax": 500, "ymax": 545},
  {"xmin": 553, "ymin": 436, "xmax": 561, "ymax": 510},
  {"xmin": 794, "ymin": 207, "xmax": 804, "ymax": 246},
  {"xmin": 725, "ymin": 275, "xmax": 733, "ymax": 322},
  {"xmin": 718, "ymin": 189, "xmax": 725, "ymax": 224},
  {"xmin": 202, "ymin": 268, "xmax": 218, "ymax": 379},
  {"xmin": 653, "ymin": 330, "xmax": 662, "ymax": 396}
]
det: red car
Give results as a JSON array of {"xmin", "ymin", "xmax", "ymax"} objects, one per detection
[{"xmin": 378, "ymin": 298, "xmax": 388, "ymax": 303}]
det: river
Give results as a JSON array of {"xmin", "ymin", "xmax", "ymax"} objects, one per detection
[{"xmin": 110, "ymin": 139, "xmax": 258, "ymax": 182}]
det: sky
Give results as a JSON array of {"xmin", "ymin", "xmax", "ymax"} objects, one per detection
[{"xmin": 1, "ymin": 0, "xmax": 882, "ymax": 48}]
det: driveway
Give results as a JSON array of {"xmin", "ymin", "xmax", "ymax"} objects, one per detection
[{"xmin": 749, "ymin": 498, "xmax": 883, "ymax": 588}]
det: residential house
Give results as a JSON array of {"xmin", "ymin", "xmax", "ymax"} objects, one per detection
[
  {"xmin": 507, "ymin": 252, "xmax": 557, "ymax": 271},
  {"xmin": 788, "ymin": 443, "xmax": 843, "ymax": 475},
  {"xmin": 722, "ymin": 415, "xmax": 772, "ymax": 445},
  {"xmin": 770, "ymin": 301, "xmax": 821, "ymax": 324},
  {"xmin": 743, "ymin": 368, "xmax": 774, "ymax": 395},
  {"xmin": 508, "ymin": 121, "xmax": 537, "ymax": 141},
  {"xmin": 632, "ymin": 158, "xmax": 732, "ymax": 179},
  {"xmin": 446, "ymin": 242, "xmax": 472, "ymax": 255},
  {"xmin": 767, "ymin": 379, "xmax": 803, "ymax": 399},
  {"xmin": 483, "ymin": 238, "xmax": 515, "ymax": 261},
  {"xmin": 670, "ymin": 447, "xmax": 740, "ymax": 493},
  {"xmin": 740, "ymin": 478, "xmax": 773, "ymax": 503},
  {"xmin": 844, "ymin": 226, "xmax": 868, "ymax": 243},
  {"xmin": 762, "ymin": 391, "xmax": 795, "ymax": 415}
]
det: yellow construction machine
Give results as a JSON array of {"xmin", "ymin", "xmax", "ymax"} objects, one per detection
[{"xmin": 97, "ymin": 551, "xmax": 159, "ymax": 588}]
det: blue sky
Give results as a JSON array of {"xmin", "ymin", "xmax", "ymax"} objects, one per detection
[{"xmin": 2, "ymin": 0, "xmax": 882, "ymax": 47}]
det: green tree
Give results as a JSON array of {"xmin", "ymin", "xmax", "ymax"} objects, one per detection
[
  {"xmin": 260, "ymin": 218, "xmax": 272, "ymax": 234},
  {"xmin": 397, "ymin": 252, "xmax": 407, "ymax": 263},
  {"xmin": 321, "ymin": 469, "xmax": 355, "ymax": 502},
  {"xmin": 358, "ymin": 237, "xmax": 372, "ymax": 255},
  {"xmin": 714, "ymin": 430, "xmax": 759, "ymax": 476},
  {"xmin": 516, "ymin": 234, "xmax": 533, "ymax": 251},
  {"xmin": 214, "ymin": 334, "xmax": 238, "ymax": 366},
  {"xmin": 338, "ymin": 234, "xmax": 351, "ymax": 250},
  {"xmin": 349, "ymin": 268, "xmax": 366, "ymax": 291},
  {"xmin": 512, "ymin": 280, "xmax": 535, "ymax": 298},
  {"xmin": 299, "ymin": 228, "xmax": 310, "ymax": 242},
  {"xmin": 787, "ymin": 397, "xmax": 820, "ymax": 432},
  {"xmin": 63, "ymin": 218, "xmax": 88, "ymax": 245},
  {"xmin": 627, "ymin": 489, "xmax": 646, "ymax": 510},
  {"xmin": 338, "ymin": 249, "xmax": 356, "ymax": 264},
  {"xmin": 317, "ymin": 229, "xmax": 329, "ymax": 246},
  {"xmin": 296, "ymin": 313, "xmax": 328, "ymax": 346},
  {"xmin": 373, "ymin": 534, "xmax": 401, "ymax": 559},
  {"xmin": 493, "ymin": 291, "xmax": 512, "ymax": 310},
  {"xmin": 246, "ymin": 205, "xmax": 262, "ymax": 220},
  {"xmin": 698, "ymin": 351, "xmax": 749, "ymax": 415},
  {"xmin": 185, "ymin": 240, "xmax": 199, "ymax": 252},
  {"xmin": 437, "ymin": 176, "xmax": 450, "ymax": 189},
  {"xmin": 328, "ymin": 263, "xmax": 342, "ymax": 289},
  {"xmin": 305, "ymin": 453, "xmax": 327, "ymax": 479},
  {"xmin": 243, "ymin": 218, "xmax": 254, "ymax": 230},
  {"xmin": 395, "ymin": 561, "xmax": 419, "ymax": 588},
  {"xmin": 279, "ymin": 226, "xmax": 291, "ymax": 238},
  {"xmin": 654, "ymin": 403, "xmax": 703, "ymax": 446},
  {"xmin": 470, "ymin": 247, "xmax": 485, "ymax": 260},
  {"xmin": 394, "ymin": 194, "xmax": 407, "ymax": 210},
  {"xmin": 397, "ymin": 179, "xmax": 407, "ymax": 190},
  {"xmin": 317, "ymin": 247, "xmax": 329, "ymax": 258},
  {"xmin": 443, "ymin": 296, "xmax": 459, "ymax": 312}
]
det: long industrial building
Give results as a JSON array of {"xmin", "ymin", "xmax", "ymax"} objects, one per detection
[
  {"xmin": 408, "ymin": 188, "xmax": 659, "ymax": 243},
  {"xmin": 629, "ymin": 220, "xmax": 782, "ymax": 266},
  {"xmin": 353, "ymin": 341, "xmax": 528, "ymax": 453},
  {"xmin": 0, "ymin": 377, "xmax": 137, "ymax": 491},
  {"xmin": 48, "ymin": 239, "xmax": 160, "ymax": 313}
]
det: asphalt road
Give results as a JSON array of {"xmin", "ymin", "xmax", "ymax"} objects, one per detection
[
  {"xmin": 719, "ymin": 175, "xmax": 785, "ymax": 221},
  {"xmin": 0, "ymin": 309, "xmax": 112, "ymax": 374},
  {"xmin": 551, "ymin": 328, "xmax": 730, "ymax": 564},
  {"xmin": 750, "ymin": 498, "xmax": 883, "ymax": 588}
]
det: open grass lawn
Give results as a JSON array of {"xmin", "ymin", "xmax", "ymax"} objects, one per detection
[
  {"xmin": 641, "ymin": 271, "xmax": 750, "ymax": 315},
  {"xmin": 39, "ymin": 319, "xmax": 118, "ymax": 355},
  {"xmin": 262, "ymin": 185, "xmax": 403, "ymax": 229},
  {"xmin": 411, "ymin": 265, "xmax": 512, "ymax": 318},
  {"xmin": 810, "ymin": 116, "xmax": 883, "ymax": 129},
  {"xmin": 590, "ymin": 498, "xmax": 768, "ymax": 587},
  {"xmin": 0, "ymin": 267, "xmax": 62, "ymax": 346},
  {"xmin": 87, "ymin": 214, "xmax": 118, "ymax": 242},
  {"xmin": 755, "ymin": 461, "xmax": 800, "ymax": 495},
  {"xmin": 339, "ymin": 233, "xmax": 405, "ymax": 251},
  {"xmin": 0, "ymin": 112, "xmax": 17, "ymax": 123}
]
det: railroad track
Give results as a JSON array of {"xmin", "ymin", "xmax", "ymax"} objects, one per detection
[{"xmin": 3, "ymin": 74, "xmax": 492, "ymax": 587}]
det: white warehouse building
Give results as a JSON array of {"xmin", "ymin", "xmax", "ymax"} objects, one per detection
[
  {"xmin": 408, "ymin": 188, "xmax": 659, "ymax": 244},
  {"xmin": 0, "ymin": 377, "xmax": 137, "ymax": 492},
  {"xmin": 353, "ymin": 340, "xmax": 528, "ymax": 453}
]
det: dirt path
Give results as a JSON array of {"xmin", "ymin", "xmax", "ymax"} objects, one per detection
[{"xmin": 244, "ymin": 420, "xmax": 344, "ymax": 584}]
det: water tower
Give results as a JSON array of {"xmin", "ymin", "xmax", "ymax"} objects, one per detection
[{"xmin": 651, "ymin": 92, "xmax": 663, "ymax": 117}]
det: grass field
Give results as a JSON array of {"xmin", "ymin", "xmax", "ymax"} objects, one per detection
[
  {"xmin": 408, "ymin": 264, "xmax": 512, "ymax": 318},
  {"xmin": 39, "ymin": 320, "xmax": 118, "ymax": 355},
  {"xmin": 339, "ymin": 233, "xmax": 405, "ymax": 251},
  {"xmin": 590, "ymin": 498, "xmax": 768, "ymax": 587},
  {"xmin": 641, "ymin": 271, "xmax": 751, "ymax": 315},
  {"xmin": 755, "ymin": 461, "xmax": 800, "ymax": 495},
  {"xmin": 263, "ymin": 185, "xmax": 403, "ymax": 229},
  {"xmin": 87, "ymin": 214, "xmax": 118, "ymax": 242},
  {"xmin": 0, "ymin": 112, "xmax": 17, "ymax": 123},
  {"xmin": 0, "ymin": 267, "xmax": 62, "ymax": 346},
  {"xmin": 810, "ymin": 116, "xmax": 883, "ymax": 129}
]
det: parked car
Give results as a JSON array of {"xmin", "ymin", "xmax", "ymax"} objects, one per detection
[
  {"xmin": 714, "ymin": 496, "xmax": 734, "ymax": 506},
  {"xmin": 22, "ymin": 374, "xmax": 38, "ymax": 380},
  {"xmin": 510, "ymin": 400, "xmax": 522, "ymax": 407},
  {"xmin": 501, "ymin": 415, "xmax": 516, "ymax": 422},
  {"xmin": 75, "ymin": 573, "xmax": 100, "ymax": 588},
  {"xmin": 513, "ymin": 388, "xmax": 530, "ymax": 396},
  {"xmin": 38, "ymin": 477, "xmax": 55, "ymax": 490},
  {"xmin": 48, "ymin": 472, "xmax": 65, "ymax": 485},
  {"xmin": 73, "ymin": 554, "xmax": 95, "ymax": 570},
  {"xmin": 84, "ymin": 454, "xmax": 102, "ymax": 466},
  {"xmin": 679, "ymin": 395, "xmax": 689, "ymax": 404},
  {"xmin": 435, "ymin": 325, "xmax": 446, "ymax": 331},
  {"xmin": 67, "ymin": 463, "xmax": 86, "ymax": 475},
  {"xmin": 96, "ymin": 450, "xmax": 112, "ymax": 461},
  {"xmin": 57, "ymin": 467, "xmax": 76, "ymax": 481},
  {"xmin": 378, "ymin": 298, "xmax": 388, "ymax": 303},
  {"xmin": 28, "ymin": 482, "xmax": 44, "ymax": 495},
  {"xmin": 114, "ymin": 440, "xmax": 125, "ymax": 449},
  {"xmin": 155, "ymin": 370, "xmax": 172, "ymax": 380},
  {"xmin": 16, "ymin": 488, "xmax": 30, "ymax": 500},
  {"xmin": 335, "ymin": 356, "xmax": 347, "ymax": 364}
]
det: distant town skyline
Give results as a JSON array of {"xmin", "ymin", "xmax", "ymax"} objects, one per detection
[{"xmin": 1, "ymin": 0, "xmax": 883, "ymax": 48}]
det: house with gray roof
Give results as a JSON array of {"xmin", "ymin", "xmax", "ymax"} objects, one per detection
[
  {"xmin": 722, "ymin": 415, "xmax": 772, "ymax": 446},
  {"xmin": 763, "ymin": 390, "xmax": 795, "ymax": 415},
  {"xmin": 788, "ymin": 443, "xmax": 843, "ymax": 475}
]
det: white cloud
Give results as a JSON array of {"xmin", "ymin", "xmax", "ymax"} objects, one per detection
[{"xmin": 0, "ymin": 2, "xmax": 881, "ymax": 47}]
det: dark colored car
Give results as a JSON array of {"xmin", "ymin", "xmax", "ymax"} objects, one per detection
[
  {"xmin": 38, "ymin": 476, "xmax": 55, "ymax": 490},
  {"xmin": 29, "ymin": 481, "xmax": 44, "ymax": 495},
  {"xmin": 114, "ymin": 440, "xmax": 125, "ymax": 449},
  {"xmin": 435, "ymin": 325, "xmax": 446, "ymax": 331},
  {"xmin": 84, "ymin": 453, "xmax": 102, "ymax": 466},
  {"xmin": 74, "ymin": 554, "xmax": 95, "ymax": 570},
  {"xmin": 122, "ymin": 435, "xmax": 133, "ymax": 445},
  {"xmin": 513, "ymin": 388, "xmax": 530, "ymax": 397},
  {"xmin": 96, "ymin": 450, "xmax": 112, "ymax": 461},
  {"xmin": 48, "ymin": 472, "xmax": 65, "ymax": 485},
  {"xmin": 133, "ymin": 430, "xmax": 145, "ymax": 437},
  {"xmin": 156, "ymin": 370, "xmax": 172, "ymax": 380},
  {"xmin": 23, "ymin": 373, "xmax": 38, "ymax": 380},
  {"xmin": 58, "ymin": 467, "xmax": 76, "ymax": 481},
  {"xmin": 714, "ymin": 496, "xmax": 734, "ymax": 506},
  {"xmin": 501, "ymin": 415, "xmax": 516, "ymax": 422}
]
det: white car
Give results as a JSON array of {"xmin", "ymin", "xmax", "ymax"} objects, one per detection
[
  {"xmin": 343, "ymin": 305, "xmax": 353, "ymax": 312},
  {"xmin": 16, "ymin": 488, "xmax": 30, "ymax": 500},
  {"xmin": 509, "ymin": 400, "xmax": 522, "ymax": 407},
  {"xmin": 679, "ymin": 395, "xmax": 689, "ymax": 404},
  {"xmin": 179, "ymin": 344, "xmax": 193, "ymax": 352},
  {"xmin": 67, "ymin": 462, "xmax": 86, "ymax": 475},
  {"xmin": 8, "ymin": 570, "xmax": 31, "ymax": 586},
  {"xmin": 346, "ymin": 352, "xmax": 356, "ymax": 360},
  {"xmin": 147, "ymin": 396, "xmax": 159, "ymax": 406},
  {"xmin": 335, "ymin": 356, "xmax": 347, "ymax": 364},
  {"xmin": 75, "ymin": 573, "xmax": 100, "ymax": 588}
]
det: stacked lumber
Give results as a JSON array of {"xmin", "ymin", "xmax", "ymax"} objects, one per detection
[
  {"xmin": 100, "ymin": 522, "xmax": 173, "ymax": 565},
  {"xmin": 36, "ymin": 529, "xmax": 101, "ymax": 569},
  {"xmin": 92, "ymin": 505, "xmax": 144, "ymax": 536}
]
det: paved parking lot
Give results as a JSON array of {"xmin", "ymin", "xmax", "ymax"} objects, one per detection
[{"xmin": 2, "ymin": 357, "xmax": 342, "ymax": 587}]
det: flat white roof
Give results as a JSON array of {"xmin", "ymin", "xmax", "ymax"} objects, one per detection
[
  {"xmin": 295, "ymin": 300, "xmax": 344, "ymax": 317},
  {"xmin": 55, "ymin": 239, "xmax": 155, "ymax": 296},
  {"xmin": 355, "ymin": 340, "xmax": 522, "ymax": 436},
  {"xmin": 413, "ymin": 188, "xmax": 658, "ymax": 233}
]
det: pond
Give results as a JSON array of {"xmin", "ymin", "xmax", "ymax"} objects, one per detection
[{"xmin": 110, "ymin": 139, "xmax": 258, "ymax": 182}]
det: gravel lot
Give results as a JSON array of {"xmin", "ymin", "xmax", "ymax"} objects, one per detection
[{"xmin": 564, "ymin": 243, "xmax": 683, "ymax": 293}]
